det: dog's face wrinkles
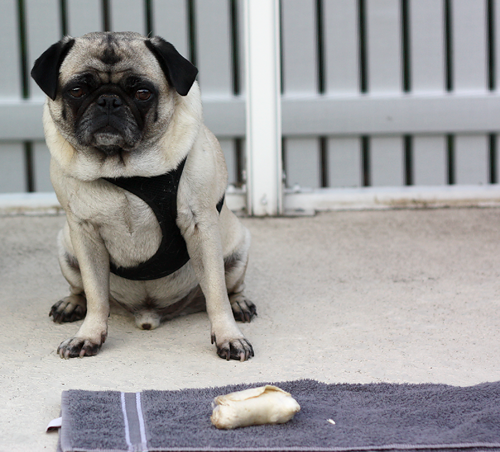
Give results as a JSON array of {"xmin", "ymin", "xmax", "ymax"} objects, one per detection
[
  {"xmin": 63, "ymin": 70, "xmax": 157, "ymax": 155},
  {"xmin": 49, "ymin": 32, "xmax": 176, "ymax": 159}
]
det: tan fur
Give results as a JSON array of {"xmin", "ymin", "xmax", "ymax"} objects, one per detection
[{"xmin": 38, "ymin": 32, "xmax": 255, "ymax": 360}]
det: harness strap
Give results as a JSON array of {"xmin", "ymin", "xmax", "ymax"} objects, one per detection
[{"xmin": 104, "ymin": 158, "xmax": 224, "ymax": 281}]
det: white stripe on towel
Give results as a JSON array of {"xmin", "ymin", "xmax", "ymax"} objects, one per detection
[
  {"xmin": 120, "ymin": 392, "xmax": 133, "ymax": 451},
  {"xmin": 136, "ymin": 392, "xmax": 148, "ymax": 450}
]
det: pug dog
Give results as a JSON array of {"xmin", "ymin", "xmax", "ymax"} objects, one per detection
[{"xmin": 31, "ymin": 32, "xmax": 256, "ymax": 361}]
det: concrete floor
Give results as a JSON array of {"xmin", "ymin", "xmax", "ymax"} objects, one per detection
[{"xmin": 1, "ymin": 208, "xmax": 499, "ymax": 451}]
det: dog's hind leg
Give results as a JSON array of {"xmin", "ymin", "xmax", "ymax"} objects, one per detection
[
  {"xmin": 224, "ymin": 227, "xmax": 257, "ymax": 323},
  {"xmin": 50, "ymin": 229, "xmax": 87, "ymax": 323}
]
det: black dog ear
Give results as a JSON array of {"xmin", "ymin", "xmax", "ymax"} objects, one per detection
[
  {"xmin": 31, "ymin": 38, "xmax": 75, "ymax": 100},
  {"xmin": 145, "ymin": 37, "xmax": 198, "ymax": 96}
]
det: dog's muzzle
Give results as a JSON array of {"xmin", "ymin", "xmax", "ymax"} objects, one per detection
[{"xmin": 75, "ymin": 87, "xmax": 143, "ymax": 154}]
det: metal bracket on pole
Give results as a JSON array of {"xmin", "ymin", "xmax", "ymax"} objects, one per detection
[{"xmin": 244, "ymin": 0, "xmax": 283, "ymax": 216}]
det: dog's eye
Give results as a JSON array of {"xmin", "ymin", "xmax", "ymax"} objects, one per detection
[
  {"xmin": 135, "ymin": 89, "xmax": 152, "ymax": 101},
  {"xmin": 69, "ymin": 87, "xmax": 85, "ymax": 98}
]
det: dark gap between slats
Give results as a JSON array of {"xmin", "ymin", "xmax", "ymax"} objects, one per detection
[
  {"xmin": 235, "ymin": 139, "xmax": 244, "ymax": 186},
  {"xmin": 145, "ymin": 0, "xmax": 153, "ymax": 36},
  {"xmin": 320, "ymin": 137, "xmax": 328, "ymax": 188},
  {"xmin": 404, "ymin": 135, "xmax": 413, "ymax": 186},
  {"xmin": 487, "ymin": 0, "xmax": 496, "ymax": 91},
  {"xmin": 59, "ymin": 0, "xmax": 68, "ymax": 36},
  {"xmin": 444, "ymin": 0, "xmax": 453, "ymax": 92},
  {"xmin": 229, "ymin": 0, "xmax": 240, "ymax": 96},
  {"xmin": 447, "ymin": 135, "xmax": 455, "ymax": 185},
  {"xmin": 279, "ymin": 0, "xmax": 285, "ymax": 94},
  {"xmin": 24, "ymin": 143, "xmax": 34, "ymax": 192},
  {"xmin": 362, "ymin": 136, "xmax": 370, "ymax": 186},
  {"xmin": 17, "ymin": 0, "xmax": 29, "ymax": 99},
  {"xmin": 401, "ymin": 0, "xmax": 411, "ymax": 92},
  {"xmin": 358, "ymin": 0, "xmax": 368, "ymax": 93},
  {"xmin": 316, "ymin": 0, "xmax": 325, "ymax": 94},
  {"xmin": 489, "ymin": 134, "xmax": 497, "ymax": 184},
  {"xmin": 187, "ymin": 0, "xmax": 197, "ymax": 68},
  {"xmin": 102, "ymin": 0, "xmax": 111, "ymax": 31}
]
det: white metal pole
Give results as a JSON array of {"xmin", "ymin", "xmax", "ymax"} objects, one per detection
[{"xmin": 244, "ymin": 0, "xmax": 283, "ymax": 216}]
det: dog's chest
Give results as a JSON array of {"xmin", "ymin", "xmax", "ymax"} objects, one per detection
[{"xmin": 68, "ymin": 184, "xmax": 162, "ymax": 267}]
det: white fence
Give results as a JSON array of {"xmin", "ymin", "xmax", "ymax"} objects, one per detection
[{"xmin": 2, "ymin": 0, "xmax": 500, "ymax": 215}]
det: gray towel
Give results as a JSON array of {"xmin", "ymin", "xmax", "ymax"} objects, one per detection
[{"xmin": 53, "ymin": 379, "xmax": 500, "ymax": 452}]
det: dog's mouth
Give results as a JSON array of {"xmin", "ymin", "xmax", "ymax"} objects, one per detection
[
  {"xmin": 92, "ymin": 125, "xmax": 128, "ymax": 155},
  {"xmin": 95, "ymin": 144, "xmax": 125, "ymax": 156},
  {"xmin": 76, "ymin": 104, "xmax": 143, "ymax": 155}
]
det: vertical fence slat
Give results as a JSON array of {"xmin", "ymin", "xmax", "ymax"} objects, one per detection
[
  {"xmin": 366, "ymin": 0, "xmax": 402, "ymax": 93},
  {"xmin": 281, "ymin": 0, "xmax": 318, "ymax": 93},
  {"xmin": 452, "ymin": 0, "xmax": 489, "ymax": 185},
  {"xmin": 413, "ymin": 136, "xmax": 447, "ymax": 185},
  {"xmin": 452, "ymin": 0, "xmax": 488, "ymax": 92},
  {"xmin": 366, "ymin": 0, "xmax": 404, "ymax": 186},
  {"xmin": 1, "ymin": 0, "xmax": 22, "ymax": 98},
  {"xmin": 455, "ymin": 135, "xmax": 489, "ymax": 184},
  {"xmin": 324, "ymin": 0, "xmax": 359, "ymax": 94},
  {"xmin": 0, "ymin": 1, "xmax": 26, "ymax": 193},
  {"xmin": 284, "ymin": 140, "xmax": 322, "ymax": 189},
  {"xmin": 26, "ymin": 0, "xmax": 61, "ymax": 100},
  {"xmin": 67, "ymin": 0, "xmax": 102, "ymax": 36},
  {"xmin": 152, "ymin": 0, "xmax": 189, "ymax": 57},
  {"xmin": 0, "ymin": 144, "xmax": 27, "ymax": 193},
  {"xmin": 281, "ymin": 0, "xmax": 321, "ymax": 189},
  {"xmin": 323, "ymin": 0, "xmax": 362, "ymax": 188},
  {"xmin": 24, "ymin": 0, "xmax": 61, "ymax": 192},
  {"xmin": 109, "ymin": 0, "xmax": 146, "ymax": 33},
  {"xmin": 410, "ymin": 0, "xmax": 447, "ymax": 185},
  {"xmin": 195, "ymin": 0, "xmax": 233, "ymax": 96},
  {"xmin": 33, "ymin": 142, "xmax": 52, "ymax": 192},
  {"xmin": 410, "ymin": 0, "xmax": 446, "ymax": 93},
  {"xmin": 195, "ymin": 0, "xmax": 238, "ymax": 184},
  {"xmin": 328, "ymin": 137, "xmax": 362, "ymax": 187},
  {"xmin": 285, "ymin": 138, "xmax": 321, "ymax": 189},
  {"xmin": 370, "ymin": 137, "xmax": 405, "ymax": 186}
]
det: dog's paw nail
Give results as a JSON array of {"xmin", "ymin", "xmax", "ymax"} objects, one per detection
[
  {"xmin": 50, "ymin": 296, "xmax": 87, "ymax": 323},
  {"xmin": 57, "ymin": 337, "xmax": 103, "ymax": 359},
  {"xmin": 216, "ymin": 338, "xmax": 254, "ymax": 362},
  {"xmin": 230, "ymin": 298, "xmax": 257, "ymax": 323}
]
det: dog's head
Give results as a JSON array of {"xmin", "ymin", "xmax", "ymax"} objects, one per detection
[{"xmin": 31, "ymin": 32, "xmax": 198, "ymax": 158}]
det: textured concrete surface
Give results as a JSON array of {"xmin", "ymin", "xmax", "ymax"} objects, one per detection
[{"xmin": 1, "ymin": 208, "xmax": 499, "ymax": 451}]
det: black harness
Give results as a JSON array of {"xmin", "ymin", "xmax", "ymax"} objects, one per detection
[{"xmin": 104, "ymin": 158, "xmax": 223, "ymax": 281}]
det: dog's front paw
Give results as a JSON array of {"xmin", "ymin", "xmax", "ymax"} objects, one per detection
[
  {"xmin": 211, "ymin": 334, "xmax": 254, "ymax": 361},
  {"xmin": 50, "ymin": 295, "xmax": 87, "ymax": 323},
  {"xmin": 230, "ymin": 295, "xmax": 257, "ymax": 323},
  {"xmin": 57, "ymin": 333, "xmax": 106, "ymax": 359}
]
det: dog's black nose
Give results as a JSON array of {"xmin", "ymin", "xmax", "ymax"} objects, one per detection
[{"xmin": 97, "ymin": 94, "xmax": 123, "ymax": 112}]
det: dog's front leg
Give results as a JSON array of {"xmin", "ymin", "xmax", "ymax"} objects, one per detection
[
  {"xmin": 57, "ymin": 215, "xmax": 110, "ymax": 358},
  {"xmin": 181, "ymin": 212, "xmax": 254, "ymax": 361}
]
